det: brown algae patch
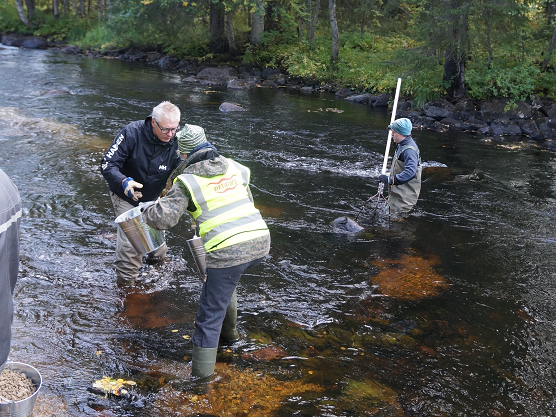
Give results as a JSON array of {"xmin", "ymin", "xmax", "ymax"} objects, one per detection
[
  {"xmin": 371, "ymin": 253, "xmax": 448, "ymax": 301},
  {"xmin": 151, "ymin": 364, "xmax": 323, "ymax": 416}
]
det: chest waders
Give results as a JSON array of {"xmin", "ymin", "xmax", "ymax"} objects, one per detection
[{"xmin": 388, "ymin": 145, "xmax": 422, "ymax": 214}]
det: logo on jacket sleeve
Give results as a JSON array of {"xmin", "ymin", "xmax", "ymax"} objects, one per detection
[
  {"xmin": 159, "ymin": 165, "xmax": 167, "ymax": 171},
  {"xmin": 207, "ymin": 175, "xmax": 239, "ymax": 193}
]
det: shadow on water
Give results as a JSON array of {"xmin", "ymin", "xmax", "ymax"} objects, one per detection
[{"xmin": 2, "ymin": 47, "xmax": 556, "ymax": 415}]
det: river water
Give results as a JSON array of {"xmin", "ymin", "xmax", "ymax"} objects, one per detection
[{"xmin": 1, "ymin": 45, "xmax": 556, "ymax": 416}]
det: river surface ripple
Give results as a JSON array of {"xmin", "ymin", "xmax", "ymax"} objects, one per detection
[{"xmin": 1, "ymin": 46, "xmax": 556, "ymax": 416}]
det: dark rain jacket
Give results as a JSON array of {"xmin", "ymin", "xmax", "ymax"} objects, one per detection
[
  {"xmin": 0, "ymin": 168, "xmax": 22, "ymax": 372},
  {"xmin": 100, "ymin": 116, "xmax": 182, "ymax": 206}
]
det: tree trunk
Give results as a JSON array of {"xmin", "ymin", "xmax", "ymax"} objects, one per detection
[
  {"xmin": 329, "ymin": 0, "xmax": 339, "ymax": 62},
  {"xmin": 308, "ymin": 0, "xmax": 319, "ymax": 42},
  {"xmin": 14, "ymin": 0, "xmax": 29, "ymax": 26},
  {"xmin": 444, "ymin": 50, "xmax": 465, "ymax": 98},
  {"xmin": 209, "ymin": 0, "xmax": 227, "ymax": 53},
  {"xmin": 442, "ymin": 0, "xmax": 469, "ymax": 98},
  {"xmin": 543, "ymin": 24, "xmax": 556, "ymax": 71},
  {"xmin": 53, "ymin": 0, "xmax": 59, "ymax": 18},
  {"xmin": 225, "ymin": 12, "xmax": 236, "ymax": 54},
  {"xmin": 361, "ymin": 12, "xmax": 365, "ymax": 36},
  {"xmin": 97, "ymin": 0, "xmax": 103, "ymax": 21},
  {"xmin": 62, "ymin": 0, "xmax": 68, "ymax": 16},
  {"xmin": 486, "ymin": 12, "xmax": 492, "ymax": 69},
  {"xmin": 24, "ymin": 0, "xmax": 34, "ymax": 21},
  {"xmin": 250, "ymin": 0, "xmax": 264, "ymax": 45},
  {"xmin": 79, "ymin": 0, "xmax": 84, "ymax": 16}
]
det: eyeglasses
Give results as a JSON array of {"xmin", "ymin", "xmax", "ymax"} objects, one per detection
[{"xmin": 154, "ymin": 118, "xmax": 179, "ymax": 135}]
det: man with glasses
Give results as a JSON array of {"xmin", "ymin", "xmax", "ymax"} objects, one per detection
[{"xmin": 101, "ymin": 101, "xmax": 183, "ymax": 285}]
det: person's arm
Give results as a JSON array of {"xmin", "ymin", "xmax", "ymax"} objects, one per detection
[
  {"xmin": 142, "ymin": 181, "xmax": 191, "ymax": 230},
  {"xmin": 393, "ymin": 148, "xmax": 419, "ymax": 185},
  {"xmin": 100, "ymin": 127, "xmax": 133, "ymax": 193}
]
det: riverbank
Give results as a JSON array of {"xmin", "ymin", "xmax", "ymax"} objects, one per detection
[{"xmin": 4, "ymin": 32, "xmax": 556, "ymax": 151}]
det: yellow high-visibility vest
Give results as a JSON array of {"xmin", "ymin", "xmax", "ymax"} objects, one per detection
[{"xmin": 175, "ymin": 158, "xmax": 269, "ymax": 252}]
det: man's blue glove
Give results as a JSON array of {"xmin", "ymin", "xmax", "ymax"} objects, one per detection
[
  {"xmin": 378, "ymin": 174, "xmax": 393, "ymax": 185},
  {"xmin": 122, "ymin": 177, "xmax": 143, "ymax": 201}
]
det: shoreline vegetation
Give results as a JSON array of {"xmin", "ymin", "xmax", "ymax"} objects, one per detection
[{"xmin": 3, "ymin": 0, "xmax": 556, "ymax": 152}]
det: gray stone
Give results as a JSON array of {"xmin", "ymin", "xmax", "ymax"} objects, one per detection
[
  {"xmin": 181, "ymin": 76, "xmax": 198, "ymax": 83},
  {"xmin": 345, "ymin": 93, "xmax": 371, "ymax": 104},
  {"xmin": 227, "ymin": 78, "xmax": 256, "ymax": 89},
  {"xmin": 219, "ymin": 102, "xmax": 247, "ymax": 112},
  {"xmin": 262, "ymin": 67, "xmax": 281, "ymax": 78},
  {"xmin": 489, "ymin": 118, "xmax": 522, "ymax": 136},
  {"xmin": 515, "ymin": 119, "xmax": 540, "ymax": 139},
  {"xmin": 197, "ymin": 66, "xmax": 238, "ymax": 79},
  {"xmin": 21, "ymin": 37, "xmax": 48, "ymax": 49},
  {"xmin": 370, "ymin": 93, "xmax": 390, "ymax": 107}
]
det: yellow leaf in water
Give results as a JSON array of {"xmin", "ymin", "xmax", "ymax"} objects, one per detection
[
  {"xmin": 172, "ymin": 330, "xmax": 179, "ymax": 333},
  {"xmin": 182, "ymin": 335, "xmax": 190, "ymax": 339},
  {"xmin": 341, "ymin": 347, "xmax": 346, "ymax": 350},
  {"xmin": 126, "ymin": 381, "xmax": 137, "ymax": 386},
  {"xmin": 117, "ymin": 379, "xmax": 124, "ymax": 383},
  {"xmin": 308, "ymin": 371, "xmax": 313, "ymax": 375},
  {"xmin": 96, "ymin": 350, "xmax": 102, "ymax": 355}
]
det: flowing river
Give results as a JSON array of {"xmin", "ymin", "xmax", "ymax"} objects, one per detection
[{"xmin": 1, "ymin": 45, "xmax": 556, "ymax": 416}]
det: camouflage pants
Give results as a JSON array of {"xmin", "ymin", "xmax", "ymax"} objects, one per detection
[{"xmin": 110, "ymin": 192, "xmax": 167, "ymax": 282}]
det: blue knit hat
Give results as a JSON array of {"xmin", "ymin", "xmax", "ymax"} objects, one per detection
[
  {"xmin": 177, "ymin": 124, "xmax": 207, "ymax": 154},
  {"xmin": 389, "ymin": 118, "xmax": 412, "ymax": 136}
]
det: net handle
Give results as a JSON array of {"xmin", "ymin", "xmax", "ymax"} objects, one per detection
[{"xmin": 381, "ymin": 78, "xmax": 402, "ymax": 175}]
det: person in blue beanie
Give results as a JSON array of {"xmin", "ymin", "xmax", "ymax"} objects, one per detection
[
  {"xmin": 378, "ymin": 118, "xmax": 422, "ymax": 214},
  {"xmin": 0, "ymin": 168, "xmax": 22, "ymax": 373}
]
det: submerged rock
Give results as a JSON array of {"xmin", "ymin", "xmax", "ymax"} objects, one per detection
[
  {"xmin": 331, "ymin": 216, "xmax": 364, "ymax": 233},
  {"xmin": 219, "ymin": 102, "xmax": 247, "ymax": 112}
]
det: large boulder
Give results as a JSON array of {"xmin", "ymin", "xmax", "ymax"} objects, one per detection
[
  {"xmin": 227, "ymin": 78, "xmax": 257, "ymax": 89},
  {"xmin": 197, "ymin": 66, "xmax": 238, "ymax": 80},
  {"xmin": 515, "ymin": 119, "xmax": 541, "ymax": 139},
  {"xmin": 489, "ymin": 118, "xmax": 522, "ymax": 136},
  {"xmin": 345, "ymin": 94, "xmax": 371, "ymax": 105},
  {"xmin": 22, "ymin": 37, "xmax": 48, "ymax": 49},
  {"xmin": 479, "ymin": 99, "xmax": 532, "ymax": 122},
  {"xmin": 1, "ymin": 34, "xmax": 25, "ymax": 47},
  {"xmin": 370, "ymin": 93, "xmax": 390, "ymax": 107},
  {"xmin": 423, "ymin": 98, "xmax": 460, "ymax": 120},
  {"xmin": 536, "ymin": 118, "xmax": 556, "ymax": 139}
]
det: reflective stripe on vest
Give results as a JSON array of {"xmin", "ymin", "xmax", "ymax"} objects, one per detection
[{"xmin": 176, "ymin": 158, "xmax": 269, "ymax": 252}]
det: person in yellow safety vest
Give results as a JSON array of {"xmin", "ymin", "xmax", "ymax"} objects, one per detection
[{"xmin": 141, "ymin": 124, "xmax": 271, "ymax": 380}]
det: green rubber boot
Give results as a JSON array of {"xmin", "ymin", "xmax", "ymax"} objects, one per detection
[
  {"xmin": 191, "ymin": 345, "xmax": 218, "ymax": 379},
  {"xmin": 220, "ymin": 289, "xmax": 240, "ymax": 344}
]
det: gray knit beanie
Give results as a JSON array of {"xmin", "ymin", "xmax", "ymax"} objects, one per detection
[{"xmin": 177, "ymin": 124, "xmax": 207, "ymax": 154}]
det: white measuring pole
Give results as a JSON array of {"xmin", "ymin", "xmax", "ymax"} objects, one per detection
[{"xmin": 380, "ymin": 78, "xmax": 402, "ymax": 175}]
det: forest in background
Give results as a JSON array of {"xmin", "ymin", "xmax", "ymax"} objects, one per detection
[{"xmin": 2, "ymin": 0, "xmax": 556, "ymax": 107}]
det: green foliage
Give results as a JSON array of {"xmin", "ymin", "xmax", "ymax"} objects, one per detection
[
  {"xmin": 32, "ymin": 14, "xmax": 89, "ymax": 42},
  {"xmin": 77, "ymin": 23, "xmax": 122, "ymax": 50},
  {"xmin": 0, "ymin": 1, "xmax": 29, "ymax": 33},
  {"xmin": 465, "ymin": 60, "xmax": 540, "ymax": 101}
]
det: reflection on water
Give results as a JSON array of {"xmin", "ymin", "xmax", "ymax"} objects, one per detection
[{"xmin": 2, "ymin": 46, "xmax": 556, "ymax": 415}]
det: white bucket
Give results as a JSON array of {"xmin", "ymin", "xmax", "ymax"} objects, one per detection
[
  {"xmin": 115, "ymin": 204, "xmax": 165, "ymax": 255},
  {"xmin": 0, "ymin": 362, "xmax": 42, "ymax": 417}
]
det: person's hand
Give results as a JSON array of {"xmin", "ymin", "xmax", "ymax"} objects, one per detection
[
  {"xmin": 122, "ymin": 177, "xmax": 143, "ymax": 201},
  {"xmin": 378, "ymin": 174, "xmax": 392, "ymax": 185}
]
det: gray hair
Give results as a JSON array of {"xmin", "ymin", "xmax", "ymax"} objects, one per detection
[{"xmin": 152, "ymin": 101, "xmax": 180, "ymax": 122}]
